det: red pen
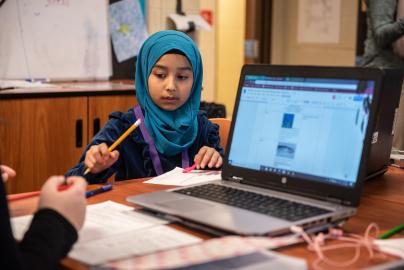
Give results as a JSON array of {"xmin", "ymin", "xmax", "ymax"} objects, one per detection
[
  {"xmin": 7, "ymin": 185, "xmax": 70, "ymax": 202},
  {"xmin": 182, "ymin": 164, "xmax": 197, "ymax": 173}
]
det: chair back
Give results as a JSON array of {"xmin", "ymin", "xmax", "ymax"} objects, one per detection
[{"xmin": 209, "ymin": 118, "xmax": 231, "ymax": 152}]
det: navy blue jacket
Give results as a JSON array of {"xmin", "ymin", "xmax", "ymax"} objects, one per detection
[{"xmin": 66, "ymin": 109, "xmax": 224, "ymax": 184}]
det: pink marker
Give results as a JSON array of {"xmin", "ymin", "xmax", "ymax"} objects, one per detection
[{"xmin": 182, "ymin": 164, "xmax": 197, "ymax": 173}]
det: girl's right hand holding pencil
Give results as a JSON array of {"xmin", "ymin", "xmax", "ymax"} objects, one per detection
[{"xmin": 84, "ymin": 143, "xmax": 120, "ymax": 174}]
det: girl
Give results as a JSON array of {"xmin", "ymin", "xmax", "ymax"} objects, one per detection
[{"xmin": 66, "ymin": 30, "xmax": 224, "ymax": 183}]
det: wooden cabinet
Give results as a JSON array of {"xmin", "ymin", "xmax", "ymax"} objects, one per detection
[
  {"xmin": 88, "ymin": 95, "xmax": 137, "ymax": 138},
  {"xmin": 0, "ymin": 97, "xmax": 87, "ymax": 193},
  {"xmin": 0, "ymin": 90, "xmax": 136, "ymax": 193}
]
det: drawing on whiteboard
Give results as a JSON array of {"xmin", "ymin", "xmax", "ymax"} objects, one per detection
[
  {"xmin": 46, "ymin": 0, "xmax": 69, "ymax": 7},
  {"xmin": 0, "ymin": 0, "xmax": 112, "ymax": 80}
]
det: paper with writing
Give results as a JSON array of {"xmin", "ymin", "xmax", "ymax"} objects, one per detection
[
  {"xmin": 11, "ymin": 201, "xmax": 200, "ymax": 265},
  {"xmin": 145, "ymin": 167, "xmax": 221, "ymax": 186}
]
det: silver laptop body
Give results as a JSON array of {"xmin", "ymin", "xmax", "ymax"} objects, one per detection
[{"xmin": 128, "ymin": 65, "xmax": 383, "ymax": 236}]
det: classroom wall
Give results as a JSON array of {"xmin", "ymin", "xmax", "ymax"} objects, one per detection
[
  {"xmin": 271, "ymin": 0, "xmax": 358, "ymax": 66},
  {"xmin": 147, "ymin": 1, "xmax": 357, "ymax": 116},
  {"xmin": 215, "ymin": 0, "xmax": 246, "ymax": 117},
  {"xmin": 147, "ymin": 0, "xmax": 216, "ymax": 102}
]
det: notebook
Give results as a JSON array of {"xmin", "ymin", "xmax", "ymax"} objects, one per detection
[
  {"xmin": 128, "ymin": 65, "xmax": 382, "ymax": 236},
  {"xmin": 365, "ymin": 68, "xmax": 403, "ymax": 179}
]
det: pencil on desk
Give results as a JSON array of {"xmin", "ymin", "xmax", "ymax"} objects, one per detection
[
  {"xmin": 379, "ymin": 224, "xmax": 404, "ymax": 239},
  {"xmin": 8, "ymin": 191, "xmax": 41, "ymax": 201},
  {"xmin": 7, "ymin": 185, "xmax": 70, "ymax": 202},
  {"xmin": 83, "ymin": 119, "xmax": 141, "ymax": 175}
]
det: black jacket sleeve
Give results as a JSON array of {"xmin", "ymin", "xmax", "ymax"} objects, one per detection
[{"xmin": 1, "ymin": 178, "xmax": 78, "ymax": 270}]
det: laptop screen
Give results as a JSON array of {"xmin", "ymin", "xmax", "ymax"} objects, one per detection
[{"xmin": 228, "ymin": 75, "xmax": 375, "ymax": 188}]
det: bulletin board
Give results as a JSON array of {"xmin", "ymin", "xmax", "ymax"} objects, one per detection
[{"xmin": 0, "ymin": 0, "xmax": 112, "ymax": 80}]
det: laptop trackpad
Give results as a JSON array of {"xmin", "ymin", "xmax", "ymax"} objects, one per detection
[{"xmin": 157, "ymin": 199, "xmax": 213, "ymax": 212}]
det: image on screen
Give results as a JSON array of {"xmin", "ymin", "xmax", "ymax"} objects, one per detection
[{"xmin": 228, "ymin": 75, "xmax": 375, "ymax": 187}]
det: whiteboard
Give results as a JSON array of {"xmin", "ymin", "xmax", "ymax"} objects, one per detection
[{"xmin": 0, "ymin": 0, "xmax": 112, "ymax": 80}]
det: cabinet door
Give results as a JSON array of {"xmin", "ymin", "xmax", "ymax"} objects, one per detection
[
  {"xmin": 0, "ymin": 97, "xmax": 88, "ymax": 193},
  {"xmin": 88, "ymin": 95, "xmax": 137, "ymax": 140}
]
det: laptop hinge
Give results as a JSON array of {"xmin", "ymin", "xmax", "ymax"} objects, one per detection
[
  {"xmin": 326, "ymin": 196, "xmax": 342, "ymax": 204},
  {"xmin": 326, "ymin": 196, "xmax": 353, "ymax": 206}
]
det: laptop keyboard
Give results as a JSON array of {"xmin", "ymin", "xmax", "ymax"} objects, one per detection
[{"xmin": 174, "ymin": 184, "xmax": 331, "ymax": 222}]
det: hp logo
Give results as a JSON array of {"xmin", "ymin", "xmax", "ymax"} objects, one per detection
[{"xmin": 281, "ymin": 176, "xmax": 287, "ymax": 184}]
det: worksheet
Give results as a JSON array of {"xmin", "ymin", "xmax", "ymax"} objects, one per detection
[
  {"xmin": 11, "ymin": 201, "xmax": 201, "ymax": 265},
  {"xmin": 145, "ymin": 167, "xmax": 221, "ymax": 186}
]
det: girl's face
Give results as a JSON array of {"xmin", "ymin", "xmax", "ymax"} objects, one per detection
[{"xmin": 148, "ymin": 53, "xmax": 194, "ymax": 111}]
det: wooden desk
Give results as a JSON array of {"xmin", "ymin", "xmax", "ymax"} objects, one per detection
[{"xmin": 9, "ymin": 167, "xmax": 404, "ymax": 269}]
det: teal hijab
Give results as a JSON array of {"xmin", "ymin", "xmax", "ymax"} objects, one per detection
[{"xmin": 135, "ymin": 30, "xmax": 203, "ymax": 156}]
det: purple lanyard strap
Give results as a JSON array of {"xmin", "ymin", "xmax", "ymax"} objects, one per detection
[{"xmin": 134, "ymin": 105, "xmax": 190, "ymax": 175}]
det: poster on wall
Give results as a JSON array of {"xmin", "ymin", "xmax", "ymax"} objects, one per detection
[
  {"xmin": 297, "ymin": 0, "xmax": 341, "ymax": 44},
  {"xmin": 109, "ymin": 0, "xmax": 148, "ymax": 63}
]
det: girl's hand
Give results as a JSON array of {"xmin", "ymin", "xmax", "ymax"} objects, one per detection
[
  {"xmin": 84, "ymin": 143, "xmax": 120, "ymax": 174},
  {"xmin": 194, "ymin": 146, "xmax": 223, "ymax": 169},
  {"xmin": 1, "ymin": 165, "xmax": 16, "ymax": 183}
]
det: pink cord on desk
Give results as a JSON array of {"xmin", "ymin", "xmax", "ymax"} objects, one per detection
[{"xmin": 291, "ymin": 223, "xmax": 385, "ymax": 270}]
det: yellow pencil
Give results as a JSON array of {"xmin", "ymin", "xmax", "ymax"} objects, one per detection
[{"xmin": 84, "ymin": 119, "xmax": 142, "ymax": 175}]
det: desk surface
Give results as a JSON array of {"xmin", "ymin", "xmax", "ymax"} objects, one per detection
[
  {"xmin": 0, "ymin": 80, "xmax": 135, "ymax": 99},
  {"xmin": 9, "ymin": 167, "xmax": 404, "ymax": 270}
]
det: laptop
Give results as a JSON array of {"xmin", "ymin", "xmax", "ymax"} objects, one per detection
[
  {"xmin": 128, "ymin": 65, "xmax": 382, "ymax": 236},
  {"xmin": 365, "ymin": 68, "xmax": 403, "ymax": 179}
]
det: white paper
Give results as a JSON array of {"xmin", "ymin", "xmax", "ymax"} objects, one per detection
[
  {"xmin": 0, "ymin": 80, "xmax": 57, "ymax": 89},
  {"xmin": 375, "ymin": 238, "xmax": 404, "ymax": 258},
  {"xmin": 70, "ymin": 225, "xmax": 201, "ymax": 265},
  {"xmin": 145, "ymin": 167, "xmax": 222, "ymax": 186},
  {"xmin": 11, "ymin": 201, "xmax": 201, "ymax": 265},
  {"xmin": 103, "ymin": 235, "xmax": 303, "ymax": 270},
  {"xmin": 11, "ymin": 214, "xmax": 34, "ymax": 240},
  {"xmin": 11, "ymin": 201, "xmax": 166, "ymax": 242},
  {"xmin": 76, "ymin": 201, "xmax": 167, "ymax": 243},
  {"xmin": 297, "ymin": 0, "xmax": 340, "ymax": 43},
  {"xmin": 168, "ymin": 14, "xmax": 211, "ymax": 31}
]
